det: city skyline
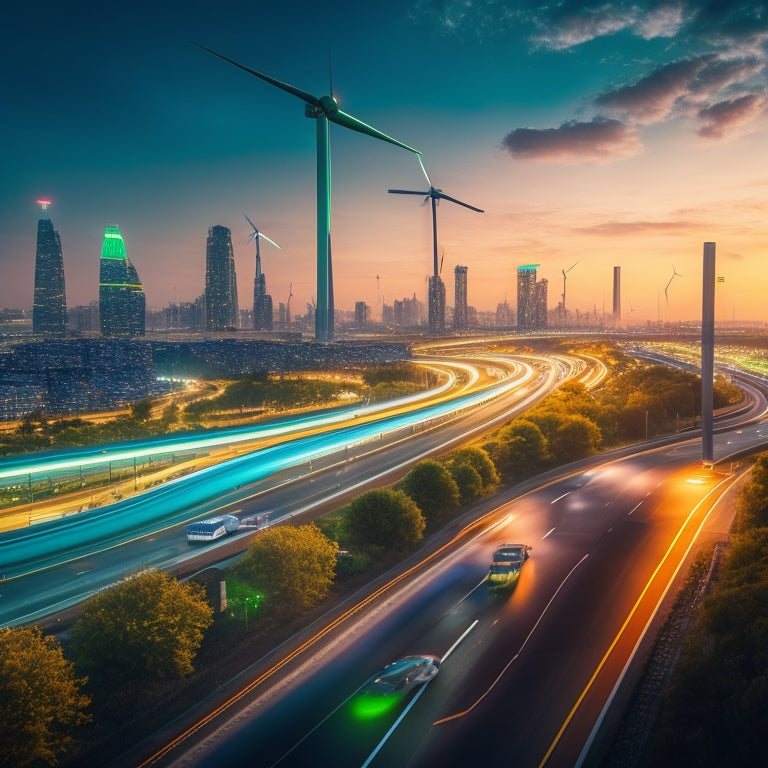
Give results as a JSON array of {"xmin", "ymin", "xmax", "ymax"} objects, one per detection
[{"xmin": 3, "ymin": 1, "xmax": 768, "ymax": 326}]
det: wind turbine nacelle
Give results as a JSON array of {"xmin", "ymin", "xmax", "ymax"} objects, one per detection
[{"xmin": 305, "ymin": 95, "xmax": 339, "ymax": 119}]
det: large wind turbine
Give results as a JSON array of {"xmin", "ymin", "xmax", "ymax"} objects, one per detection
[
  {"xmin": 244, "ymin": 213, "xmax": 280, "ymax": 331},
  {"xmin": 388, "ymin": 157, "xmax": 483, "ymax": 333},
  {"xmin": 196, "ymin": 43, "xmax": 420, "ymax": 341}
]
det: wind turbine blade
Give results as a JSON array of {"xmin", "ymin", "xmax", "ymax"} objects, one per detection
[
  {"xmin": 243, "ymin": 212, "xmax": 258, "ymax": 233},
  {"xmin": 331, "ymin": 109, "xmax": 420, "ymax": 154},
  {"xmin": 259, "ymin": 232, "xmax": 282, "ymax": 250},
  {"xmin": 435, "ymin": 192, "xmax": 484, "ymax": 213},
  {"xmin": 388, "ymin": 188, "xmax": 429, "ymax": 196},
  {"xmin": 193, "ymin": 43, "xmax": 320, "ymax": 106},
  {"xmin": 417, "ymin": 155, "xmax": 432, "ymax": 187}
]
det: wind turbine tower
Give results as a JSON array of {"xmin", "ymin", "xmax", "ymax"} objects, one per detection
[
  {"xmin": 388, "ymin": 157, "xmax": 483, "ymax": 334},
  {"xmin": 244, "ymin": 213, "xmax": 280, "ymax": 331},
  {"xmin": 196, "ymin": 43, "xmax": 420, "ymax": 341},
  {"xmin": 561, "ymin": 260, "xmax": 579, "ymax": 326},
  {"xmin": 612, "ymin": 266, "xmax": 621, "ymax": 322}
]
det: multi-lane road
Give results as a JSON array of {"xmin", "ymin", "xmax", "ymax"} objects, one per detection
[
  {"xmin": 136, "ymin": 379, "xmax": 768, "ymax": 768},
  {"xmin": 0, "ymin": 352, "xmax": 598, "ymax": 627}
]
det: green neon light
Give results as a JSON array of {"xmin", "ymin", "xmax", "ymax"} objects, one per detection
[
  {"xmin": 99, "ymin": 283, "xmax": 143, "ymax": 289},
  {"xmin": 518, "ymin": 264, "xmax": 540, "ymax": 271},
  {"xmin": 101, "ymin": 226, "xmax": 127, "ymax": 260},
  {"xmin": 350, "ymin": 692, "xmax": 403, "ymax": 720}
]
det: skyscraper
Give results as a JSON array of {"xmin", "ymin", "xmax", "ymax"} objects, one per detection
[
  {"xmin": 205, "ymin": 225, "xmax": 239, "ymax": 331},
  {"xmin": 428, "ymin": 275, "xmax": 445, "ymax": 334},
  {"xmin": 253, "ymin": 272, "xmax": 273, "ymax": 331},
  {"xmin": 32, "ymin": 201, "xmax": 67, "ymax": 336},
  {"xmin": 517, "ymin": 265, "xmax": 539, "ymax": 332},
  {"xmin": 454, "ymin": 265, "xmax": 468, "ymax": 330},
  {"xmin": 613, "ymin": 266, "xmax": 621, "ymax": 321},
  {"xmin": 99, "ymin": 225, "xmax": 146, "ymax": 337}
]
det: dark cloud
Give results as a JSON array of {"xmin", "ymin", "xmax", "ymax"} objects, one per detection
[
  {"xmin": 501, "ymin": 116, "xmax": 642, "ymax": 163},
  {"xmin": 697, "ymin": 93, "xmax": 765, "ymax": 138},
  {"xmin": 596, "ymin": 56, "xmax": 714, "ymax": 122},
  {"xmin": 686, "ymin": 1, "xmax": 768, "ymax": 47},
  {"xmin": 689, "ymin": 57, "xmax": 764, "ymax": 95}
]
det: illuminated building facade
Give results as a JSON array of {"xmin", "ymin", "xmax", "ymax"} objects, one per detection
[
  {"xmin": 454, "ymin": 265, "xmax": 468, "ymax": 330},
  {"xmin": 99, "ymin": 225, "xmax": 145, "ymax": 337},
  {"xmin": 205, "ymin": 225, "xmax": 239, "ymax": 331},
  {"xmin": 33, "ymin": 217, "xmax": 67, "ymax": 335},
  {"xmin": 517, "ymin": 264, "xmax": 547, "ymax": 332},
  {"xmin": 428, "ymin": 275, "xmax": 446, "ymax": 334},
  {"xmin": 253, "ymin": 273, "xmax": 273, "ymax": 331}
]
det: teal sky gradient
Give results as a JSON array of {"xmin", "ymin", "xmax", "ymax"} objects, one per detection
[{"xmin": 3, "ymin": 1, "xmax": 768, "ymax": 325}]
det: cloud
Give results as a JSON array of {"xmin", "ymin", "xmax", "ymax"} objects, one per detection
[
  {"xmin": 533, "ymin": 1, "xmax": 685, "ymax": 50},
  {"xmin": 697, "ymin": 93, "xmax": 765, "ymax": 139},
  {"xmin": 501, "ymin": 117, "xmax": 642, "ymax": 163},
  {"xmin": 575, "ymin": 219, "xmax": 699, "ymax": 236},
  {"xmin": 595, "ymin": 56, "xmax": 715, "ymax": 123}
]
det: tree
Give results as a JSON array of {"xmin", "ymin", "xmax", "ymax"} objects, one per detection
[
  {"xmin": 443, "ymin": 446, "xmax": 499, "ymax": 495},
  {"xmin": 491, "ymin": 419, "xmax": 549, "ymax": 478},
  {"xmin": 345, "ymin": 489, "xmax": 425, "ymax": 552},
  {"xmin": 0, "ymin": 626, "xmax": 90, "ymax": 768},
  {"xmin": 549, "ymin": 413, "xmax": 602, "ymax": 463},
  {"xmin": 401, "ymin": 460, "xmax": 460, "ymax": 522},
  {"xmin": 130, "ymin": 398, "xmax": 153, "ymax": 422},
  {"xmin": 232, "ymin": 524, "xmax": 337, "ymax": 617},
  {"xmin": 71, "ymin": 570, "xmax": 213, "ymax": 683}
]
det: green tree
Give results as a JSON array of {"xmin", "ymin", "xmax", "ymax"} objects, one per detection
[
  {"xmin": 738, "ymin": 454, "xmax": 768, "ymax": 528},
  {"xmin": 345, "ymin": 489, "xmax": 425, "ymax": 552},
  {"xmin": 130, "ymin": 398, "xmax": 153, "ymax": 421},
  {"xmin": 401, "ymin": 459, "xmax": 461, "ymax": 522},
  {"xmin": 491, "ymin": 419, "xmax": 549, "ymax": 478},
  {"xmin": 232, "ymin": 524, "xmax": 337, "ymax": 617},
  {"xmin": 449, "ymin": 462, "xmax": 484, "ymax": 503},
  {"xmin": 443, "ymin": 446, "xmax": 499, "ymax": 494},
  {"xmin": 71, "ymin": 570, "xmax": 213, "ymax": 683},
  {"xmin": 0, "ymin": 626, "xmax": 91, "ymax": 768},
  {"xmin": 549, "ymin": 413, "xmax": 602, "ymax": 463}
]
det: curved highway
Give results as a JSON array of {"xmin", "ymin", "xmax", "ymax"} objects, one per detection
[
  {"xmin": 0, "ymin": 352, "xmax": 599, "ymax": 627},
  {"xmin": 137, "ymin": 379, "xmax": 768, "ymax": 768}
]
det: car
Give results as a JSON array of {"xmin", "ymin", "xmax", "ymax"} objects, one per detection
[{"xmin": 351, "ymin": 655, "xmax": 441, "ymax": 720}]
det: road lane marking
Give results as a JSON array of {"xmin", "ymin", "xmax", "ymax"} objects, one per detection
[
  {"xmin": 360, "ymin": 621, "xmax": 478, "ymax": 768},
  {"xmin": 628, "ymin": 501, "xmax": 643, "ymax": 515},
  {"xmin": 539, "ymin": 474, "xmax": 734, "ymax": 768},
  {"xmin": 551, "ymin": 491, "xmax": 571, "ymax": 504},
  {"xmin": 542, "ymin": 527, "xmax": 556, "ymax": 540},
  {"xmin": 433, "ymin": 554, "xmax": 590, "ymax": 725}
]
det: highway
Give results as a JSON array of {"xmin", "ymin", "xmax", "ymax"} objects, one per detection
[
  {"xmin": 143, "ymin": 397, "xmax": 768, "ymax": 768},
  {"xmin": 0, "ymin": 352, "xmax": 597, "ymax": 627}
]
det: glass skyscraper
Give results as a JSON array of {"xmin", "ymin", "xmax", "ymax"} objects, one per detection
[
  {"xmin": 99, "ymin": 225, "xmax": 146, "ymax": 337},
  {"xmin": 33, "ymin": 217, "xmax": 67, "ymax": 335},
  {"xmin": 205, "ymin": 225, "xmax": 239, "ymax": 331}
]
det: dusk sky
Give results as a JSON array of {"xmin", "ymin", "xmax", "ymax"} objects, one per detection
[{"xmin": 3, "ymin": 0, "xmax": 768, "ymax": 325}]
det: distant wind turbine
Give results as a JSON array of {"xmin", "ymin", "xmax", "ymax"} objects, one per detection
[
  {"xmin": 388, "ymin": 156, "xmax": 483, "ymax": 333},
  {"xmin": 244, "ymin": 213, "xmax": 280, "ymax": 331},
  {"xmin": 664, "ymin": 264, "xmax": 683, "ymax": 303},
  {"xmin": 244, "ymin": 213, "xmax": 280, "ymax": 281},
  {"xmin": 561, "ymin": 260, "xmax": 580, "ymax": 322},
  {"xmin": 195, "ymin": 43, "xmax": 420, "ymax": 341}
]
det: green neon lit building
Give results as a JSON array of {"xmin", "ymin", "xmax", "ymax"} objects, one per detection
[{"xmin": 99, "ymin": 225, "xmax": 146, "ymax": 337}]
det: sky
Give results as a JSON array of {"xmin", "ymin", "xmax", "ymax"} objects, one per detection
[{"xmin": 2, "ymin": 0, "xmax": 768, "ymax": 326}]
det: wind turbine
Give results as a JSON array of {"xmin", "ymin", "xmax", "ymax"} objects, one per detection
[
  {"xmin": 388, "ymin": 156, "xmax": 483, "ymax": 333},
  {"xmin": 195, "ymin": 43, "xmax": 420, "ymax": 341},
  {"xmin": 561, "ymin": 260, "xmax": 580, "ymax": 324},
  {"xmin": 286, "ymin": 282, "xmax": 293, "ymax": 325},
  {"xmin": 244, "ymin": 213, "xmax": 280, "ymax": 330},
  {"xmin": 664, "ymin": 264, "xmax": 683, "ymax": 303}
]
